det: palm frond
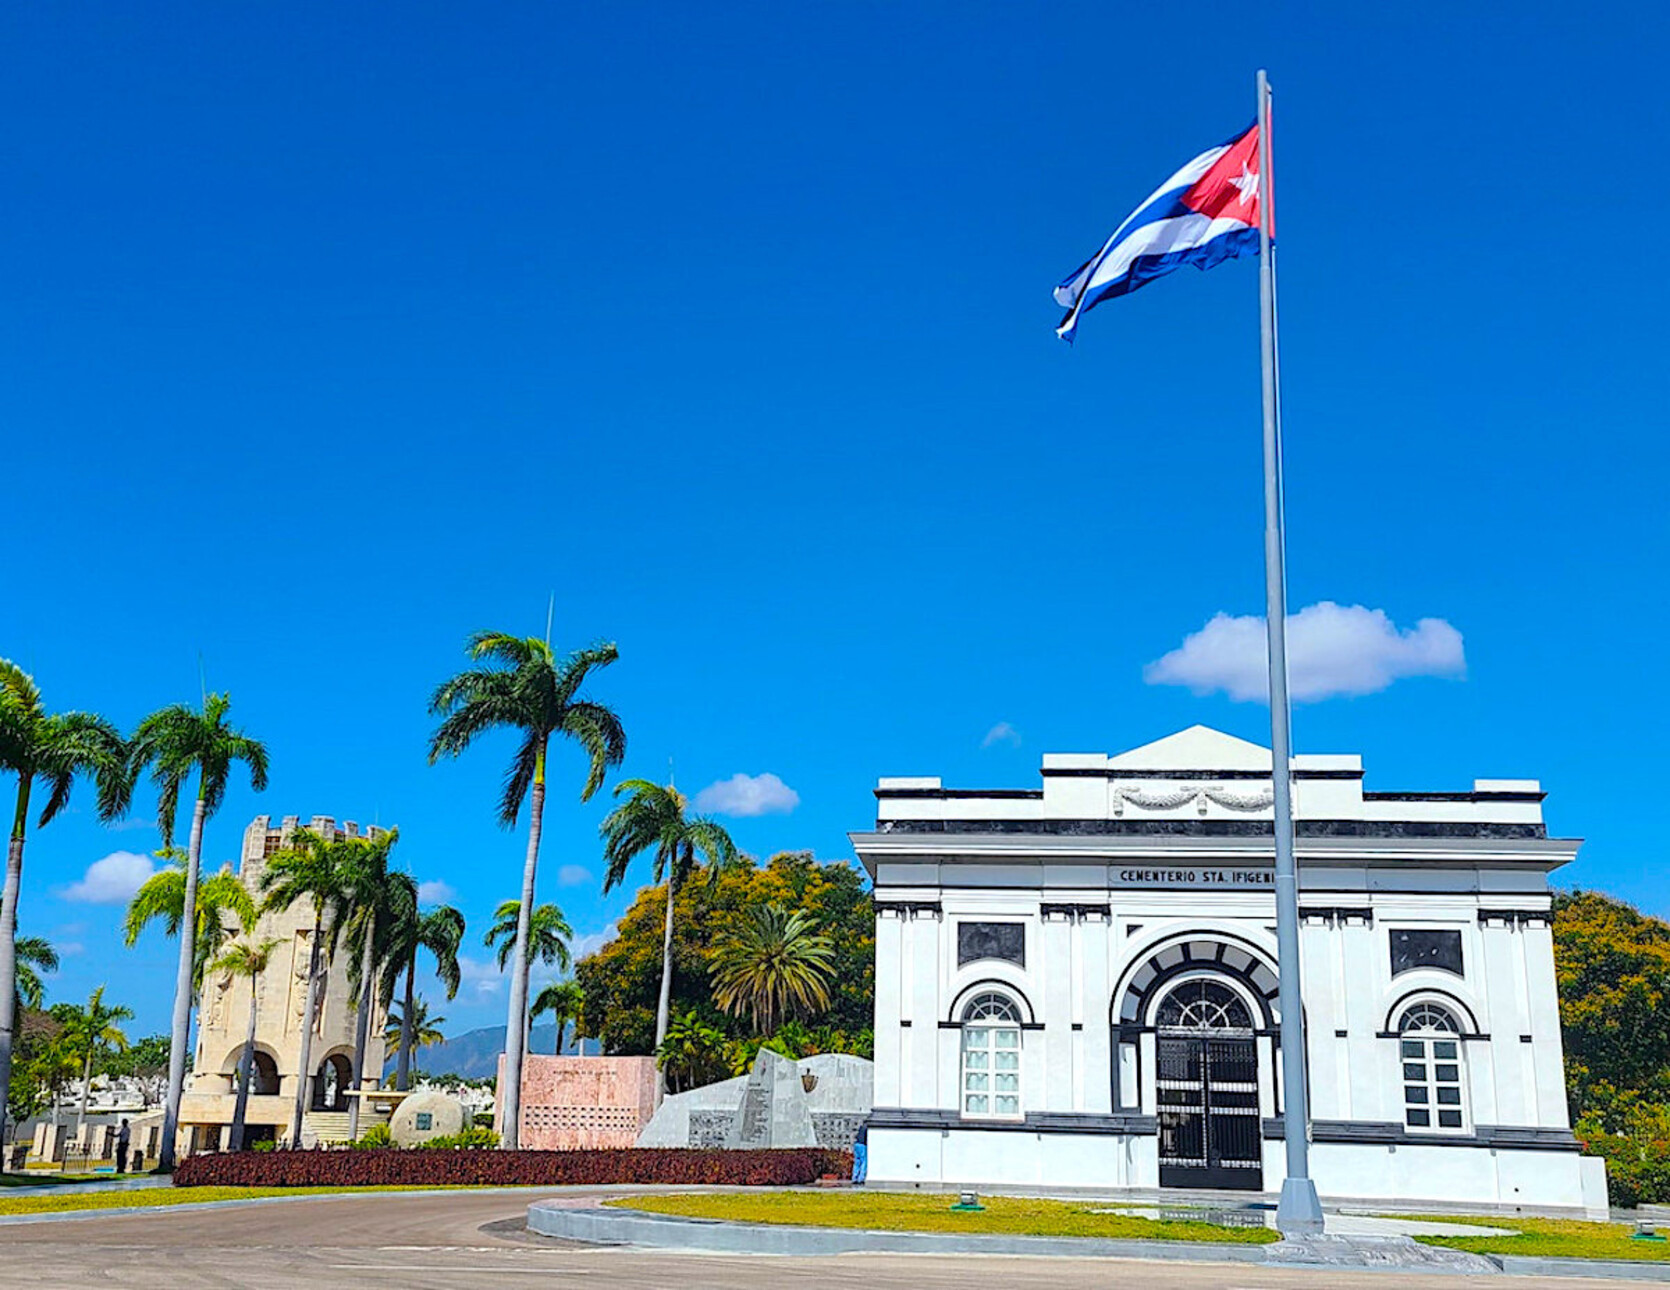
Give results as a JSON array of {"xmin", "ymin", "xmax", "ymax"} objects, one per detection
[
  {"xmin": 465, "ymin": 632, "xmax": 546, "ymax": 668},
  {"xmin": 420, "ymin": 906, "xmax": 466, "ymax": 1000},
  {"xmin": 491, "ymin": 732, "xmax": 538, "ymax": 828},
  {"xmin": 123, "ymin": 866, "xmax": 187, "ymax": 946},
  {"xmin": 558, "ymin": 701, "xmax": 627, "ymax": 801},
  {"xmin": 33, "ymin": 710, "xmax": 131, "ymax": 828},
  {"xmin": 550, "ymin": 642, "xmax": 620, "ymax": 707}
]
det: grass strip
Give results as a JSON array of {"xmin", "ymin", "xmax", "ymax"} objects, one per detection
[
  {"xmin": 0, "ymin": 1172, "xmax": 129, "ymax": 1189},
  {"xmin": 0, "ymin": 1184, "xmax": 485, "ymax": 1217},
  {"xmin": 1408, "ymin": 1214, "xmax": 1670, "ymax": 1262},
  {"xmin": 610, "ymin": 1191, "xmax": 1280, "ymax": 1243}
]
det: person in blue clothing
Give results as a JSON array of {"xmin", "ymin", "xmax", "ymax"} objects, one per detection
[{"xmin": 851, "ymin": 1122, "xmax": 868, "ymax": 1185}]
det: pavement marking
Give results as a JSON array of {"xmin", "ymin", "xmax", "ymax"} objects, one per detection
[{"xmin": 331, "ymin": 1266, "xmax": 582, "ymax": 1273}]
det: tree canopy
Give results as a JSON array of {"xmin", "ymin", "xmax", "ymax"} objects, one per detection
[
  {"xmin": 576, "ymin": 851, "xmax": 872, "ymax": 1057},
  {"xmin": 1556, "ymin": 889, "xmax": 1670, "ymax": 1120},
  {"xmin": 1554, "ymin": 889, "xmax": 1670, "ymax": 1205}
]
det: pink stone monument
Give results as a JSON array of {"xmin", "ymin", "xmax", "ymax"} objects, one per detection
[{"xmin": 494, "ymin": 1054, "xmax": 657, "ymax": 1149}]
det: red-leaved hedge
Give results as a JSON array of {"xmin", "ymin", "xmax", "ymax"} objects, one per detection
[{"xmin": 173, "ymin": 1146, "xmax": 851, "ymax": 1189}]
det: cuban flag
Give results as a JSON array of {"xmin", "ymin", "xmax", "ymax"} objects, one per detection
[{"xmin": 1054, "ymin": 122, "xmax": 1264, "ymax": 343}]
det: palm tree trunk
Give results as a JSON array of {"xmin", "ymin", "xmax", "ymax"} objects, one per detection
[
  {"xmin": 653, "ymin": 868, "xmax": 677, "ymax": 1105},
  {"xmin": 555, "ymin": 1019, "xmax": 565, "ymax": 1057},
  {"xmin": 0, "ymin": 778, "xmax": 31, "ymax": 1151},
  {"xmin": 500, "ymin": 765, "xmax": 545, "ymax": 1150},
  {"xmin": 396, "ymin": 955, "xmax": 416, "ymax": 1091},
  {"xmin": 160, "ymin": 793, "xmax": 208, "ymax": 1171},
  {"xmin": 288, "ymin": 911, "xmax": 324, "ymax": 1147},
  {"xmin": 345, "ymin": 913, "xmax": 375, "ymax": 1140},
  {"xmin": 231, "ymin": 984, "xmax": 257, "ymax": 1151},
  {"xmin": 74, "ymin": 1048, "xmax": 93, "ymax": 1141}
]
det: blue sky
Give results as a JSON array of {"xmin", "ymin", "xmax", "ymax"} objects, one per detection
[{"xmin": 5, "ymin": 3, "xmax": 1667, "ymax": 1037}]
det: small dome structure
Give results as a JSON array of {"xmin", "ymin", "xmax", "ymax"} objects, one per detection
[{"xmin": 388, "ymin": 1091, "xmax": 467, "ymax": 1147}]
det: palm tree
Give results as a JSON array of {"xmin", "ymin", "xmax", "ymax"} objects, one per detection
[
  {"xmin": 328, "ymin": 828, "xmax": 399, "ymax": 1140},
  {"xmin": 484, "ymin": 900, "xmax": 573, "ymax": 974},
  {"xmin": 379, "ymin": 881, "xmax": 464, "ymax": 1091},
  {"xmin": 0, "ymin": 661, "xmax": 132, "ymax": 1140},
  {"xmin": 530, "ymin": 980, "xmax": 585, "ymax": 1056},
  {"xmin": 484, "ymin": 900, "xmax": 571, "ymax": 1054},
  {"xmin": 654, "ymin": 1010, "xmax": 731, "ymax": 1094},
  {"xmin": 383, "ymin": 997, "xmax": 446, "ymax": 1053},
  {"xmin": 259, "ymin": 826, "xmax": 351, "ymax": 1145},
  {"xmin": 600, "ymin": 779, "xmax": 738, "ymax": 1101},
  {"xmin": 710, "ymin": 903, "xmax": 836, "ymax": 1035},
  {"xmin": 123, "ymin": 851, "xmax": 258, "ymax": 991},
  {"xmin": 427, "ymin": 630, "xmax": 624, "ymax": 1148},
  {"xmin": 15, "ymin": 936, "xmax": 59, "ymax": 1013},
  {"xmin": 33, "ymin": 1031, "xmax": 81, "ymax": 1129},
  {"xmin": 208, "ymin": 937, "xmax": 282, "ymax": 1151},
  {"xmin": 129, "ymin": 692, "xmax": 267, "ymax": 1170},
  {"xmin": 63, "ymin": 986, "xmax": 133, "ymax": 1140}
]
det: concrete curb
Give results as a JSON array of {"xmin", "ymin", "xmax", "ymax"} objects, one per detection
[
  {"xmin": 528, "ymin": 1201, "xmax": 1266, "ymax": 1263},
  {"xmin": 1495, "ymin": 1256, "xmax": 1670, "ymax": 1281},
  {"xmin": 528, "ymin": 1201, "xmax": 1670, "ymax": 1280},
  {"xmin": 0, "ymin": 1183, "xmax": 648, "ymax": 1228}
]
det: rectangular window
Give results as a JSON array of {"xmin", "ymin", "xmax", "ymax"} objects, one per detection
[
  {"xmin": 1390, "ymin": 929, "xmax": 1464, "ymax": 978},
  {"xmin": 962, "ymin": 1023, "xmax": 1022, "ymax": 1119},
  {"xmin": 1400, "ymin": 1036, "xmax": 1468, "ymax": 1134},
  {"xmin": 415, "ymin": 1112, "xmax": 432, "ymax": 1131},
  {"xmin": 957, "ymin": 922, "xmax": 1026, "ymax": 968}
]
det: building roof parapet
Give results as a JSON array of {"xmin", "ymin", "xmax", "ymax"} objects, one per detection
[{"xmin": 874, "ymin": 726, "xmax": 1550, "ymax": 834}]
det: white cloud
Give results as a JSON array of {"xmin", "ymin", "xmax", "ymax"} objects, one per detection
[
  {"xmin": 693, "ymin": 772, "xmax": 800, "ymax": 817},
  {"xmin": 556, "ymin": 864, "xmax": 591, "ymax": 888},
  {"xmin": 570, "ymin": 923, "xmax": 618, "ymax": 963},
  {"xmin": 1144, "ymin": 601, "xmax": 1467, "ymax": 703},
  {"xmin": 108, "ymin": 816, "xmax": 158, "ymax": 833},
  {"xmin": 416, "ymin": 879, "xmax": 456, "ymax": 905},
  {"xmin": 60, "ymin": 852, "xmax": 157, "ymax": 904},
  {"xmin": 58, "ymin": 942, "xmax": 85, "ymax": 957},
  {"xmin": 981, "ymin": 721, "xmax": 1021, "ymax": 749},
  {"xmin": 456, "ymin": 955, "xmax": 505, "ymax": 996}
]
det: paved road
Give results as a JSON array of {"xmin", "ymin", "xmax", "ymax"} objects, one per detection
[{"xmin": 0, "ymin": 1190, "xmax": 1633, "ymax": 1289}]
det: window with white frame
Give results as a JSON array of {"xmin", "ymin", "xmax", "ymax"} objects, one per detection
[
  {"xmin": 1398, "ymin": 1003, "xmax": 1467, "ymax": 1132},
  {"xmin": 960, "ymin": 992, "xmax": 1022, "ymax": 1118}
]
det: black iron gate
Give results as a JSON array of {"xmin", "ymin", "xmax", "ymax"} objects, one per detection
[{"xmin": 1156, "ymin": 1035, "xmax": 1262, "ymax": 1190}]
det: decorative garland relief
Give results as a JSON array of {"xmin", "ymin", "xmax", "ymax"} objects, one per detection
[{"xmin": 1112, "ymin": 783, "xmax": 1275, "ymax": 815}]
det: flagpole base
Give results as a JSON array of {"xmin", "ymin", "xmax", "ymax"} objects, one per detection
[{"xmin": 1277, "ymin": 1177, "xmax": 1325, "ymax": 1236}]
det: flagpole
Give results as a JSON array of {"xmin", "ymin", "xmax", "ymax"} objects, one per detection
[{"xmin": 1258, "ymin": 67, "xmax": 1324, "ymax": 1237}]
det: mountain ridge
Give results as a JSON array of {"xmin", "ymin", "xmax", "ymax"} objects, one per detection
[{"xmin": 384, "ymin": 1023, "xmax": 591, "ymax": 1080}]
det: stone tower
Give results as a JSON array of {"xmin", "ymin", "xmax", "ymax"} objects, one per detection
[{"xmin": 176, "ymin": 814, "xmax": 393, "ymax": 1150}]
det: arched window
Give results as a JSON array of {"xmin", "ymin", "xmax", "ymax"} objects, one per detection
[
  {"xmin": 960, "ymin": 992, "xmax": 1021, "ymax": 1119},
  {"xmin": 251, "ymin": 1051, "xmax": 281, "ymax": 1096},
  {"xmin": 1398, "ymin": 1003, "xmax": 1467, "ymax": 1132},
  {"xmin": 313, "ymin": 1054, "xmax": 351, "ymax": 1111},
  {"xmin": 1155, "ymin": 979, "xmax": 1254, "ymax": 1032}
]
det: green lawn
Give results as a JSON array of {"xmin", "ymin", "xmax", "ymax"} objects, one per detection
[
  {"xmin": 610, "ymin": 1191, "xmax": 1280, "ymax": 1244},
  {"xmin": 0, "ymin": 1171, "xmax": 126, "ymax": 1189},
  {"xmin": 614, "ymin": 1193, "xmax": 1670, "ymax": 1264},
  {"xmin": 1411, "ymin": 1214, "xmax": 1670, "ymax": 1263},
  {"xmin": 0, "ymin": 1183, "xmax": 479, "ymax": 1217}
]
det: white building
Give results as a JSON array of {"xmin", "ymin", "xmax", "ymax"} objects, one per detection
[{"xmin": 853, "ymin": 726, "xmax": 1607, "ymax": 1214}]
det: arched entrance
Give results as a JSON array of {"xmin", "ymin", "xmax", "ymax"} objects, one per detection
[
  {"xmin": 250, "ymin": 1050, "xmax": 281, "ymax": 1095},
  {"xmin": 1153, "ymin": 978, "xmax": 1263, "ymax": 1190},
  {"xmin": 312, "ymin": 1053, "xmax": 352, "ymax": 1111}
]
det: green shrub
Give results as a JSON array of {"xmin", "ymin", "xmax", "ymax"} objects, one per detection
[
  {"xmin": 471, "ymin": 1111, "xmax": 495, "ymax": 1129},
  {"xmin": 251, "ymin": 1139, "xmax": 277, "ymax": 1154},
  {"xmin": 174, "ymin": 1146, "xmax": 850, "ymax": 1188},
  {"xmin": 349, "ymin": 1125, "xmax": 394, "ymax": 1150},
  {"xmin": 425, "ymin": 1126, "xmax": 499, "ymax": 1150},
  {"xmin": 1578, "ymin": 1113, "xmax": 1670, "ymax": 1207}
]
